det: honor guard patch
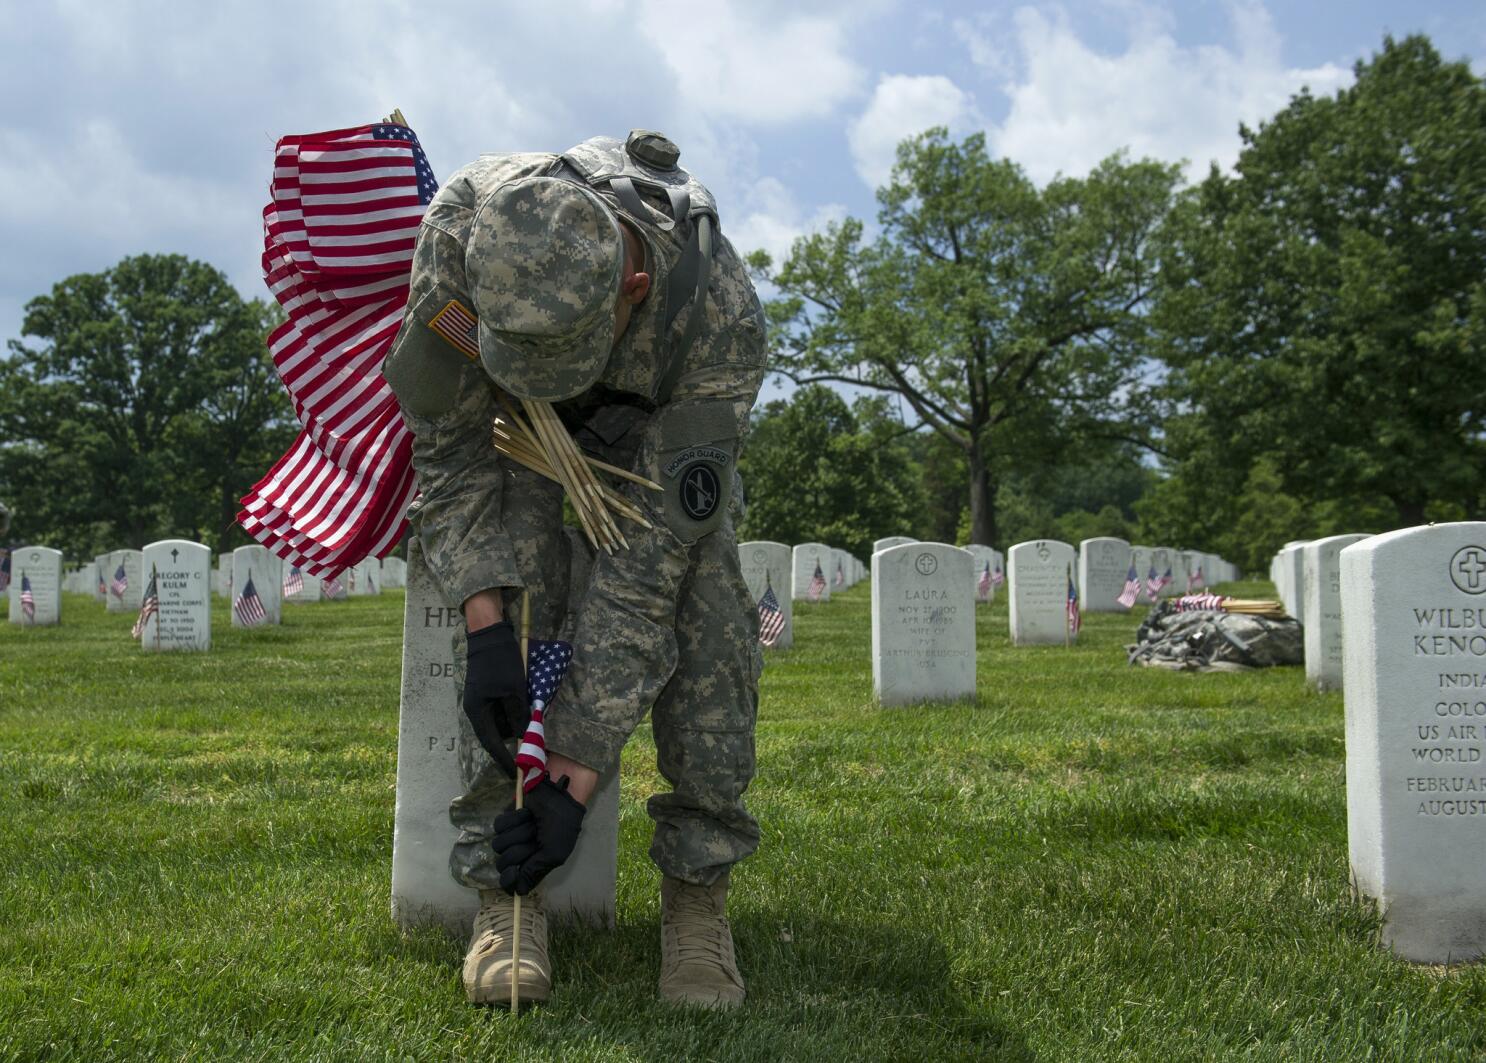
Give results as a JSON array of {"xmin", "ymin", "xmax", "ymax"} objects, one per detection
[{"xmin": 428, "ymin": 299, "xmax": 480, "ymax": 361}]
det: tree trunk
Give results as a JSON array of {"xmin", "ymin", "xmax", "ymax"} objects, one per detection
[{"xmin": 967, "ymin": 444, "xmax": 996, "ymax": 546}]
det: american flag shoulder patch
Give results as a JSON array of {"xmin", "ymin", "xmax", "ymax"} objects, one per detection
[{"xmin": 427, "ymin": 299, "xmax": 480, "ymax": 361}]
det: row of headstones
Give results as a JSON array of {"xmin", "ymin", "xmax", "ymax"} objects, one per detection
[
  {"xmin": 1266, "ymin": 534, "xmax": 1377, "ymax": 693},
  {"xmin": 8, "ymin": 543, "xmax": 408, "ymax": 650}
]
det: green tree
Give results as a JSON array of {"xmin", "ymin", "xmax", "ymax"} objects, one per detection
[
  {"xmin": 738, "ymin": 385, "xmax": 923, "ymax": 558},
  {"xmin": 1154, "ymin": 36, "xmax": 1486, "ymax": 531},
  {"xmin": 0, "ymin": 254, "xmax": 293, "ymax": 557},
  {"xmin": 754, "ymin": 129, "xmax": 1179, "ymax": 546}
]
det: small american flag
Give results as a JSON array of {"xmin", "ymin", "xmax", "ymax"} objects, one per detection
[
  {"xmin": 1117, "ymin": 563, "xmax": 1141, "ymax": 609},
  {"xmin": 110, "ymin": 563, "xmax": 128, "ymax": 599},
  {"xmin": 1066, "ymin": 571, "xmax": 1081, "ymax": 637},
  {"xmin": 324, "ymin": 575, "xmax": 345, "ymax": 599},
  {"xmin": 834, "ymin": 561, "xmax": 845, "ymax": 588},
  {"xmin": 757, "ymin": 582, "xmax": 785, "ymax": 647},
  {"xmin": 992, "ymin": 561, "xmax": 1005, "ymax": 589},
  {"xmin": 1176, "ymin": 593, "xmax": 1227, "ymax": 612},
  {"xmin": 807, "ymin": 561, "xmax": 826, "ymax": 602},
  {"xmin": 283, "ymin": 564, "xmax": 304, "ymax": 598},
  {"xmin": 95, "ymin": 564, "xmax": 105, "ymax": 596},
  {"xmin": 348, "ymin": 566, "xmax": 357, "ymax": 594},
  {"xmin": 19, "ymin": 573, "xmax": 35, "ymax": 623},
  {"xmin": 233, "ymin": 572, "xmax": 269, "ymax": 627},
  {"xmin": 237, "ymin": 120, "xmax": 439, "ymax": 579},
  {"xmin": 0, "ymin": 550, "xmax": 9, "ymax": 592},
  {"xmin": 132, "ymin": 571, "xmax": 159, "ymax": 639},
  {"xmin": 977, "ymin": 559, "xmax": 993, "ymax": 602},
  {"xmin": 514, "ymin": 639, "xmax": 575, "ymax": 793},
  {"xmin": 1188, "ymin": 564, "xmax": 1205, "ymax": 592},
  {"xmin": 1145, "ymin": 563, "xmax": 1161, "ymax": 602}
]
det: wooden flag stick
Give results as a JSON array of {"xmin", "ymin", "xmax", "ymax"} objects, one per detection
[{"xmin": 510, "ymin": 591, "xmax": 531, "ymax": 1014}]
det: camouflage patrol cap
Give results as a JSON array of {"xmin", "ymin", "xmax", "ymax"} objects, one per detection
[{"xmin": 467, "ymin": 175, "xmax": 624, "ymax": 401}]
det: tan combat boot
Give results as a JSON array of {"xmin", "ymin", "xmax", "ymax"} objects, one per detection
[
  {"xmin": 659, "ymin": 874, "xmax": 745, "ymax": 1009},
  {"xmin": 462, "ymin": 889, "xmax": 551, "ymax": 1006}
]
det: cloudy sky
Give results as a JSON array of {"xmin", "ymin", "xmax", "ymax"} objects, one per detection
[{"xmin": 2, "ymin": 0, "xmax": 1483, "ymax": 354}]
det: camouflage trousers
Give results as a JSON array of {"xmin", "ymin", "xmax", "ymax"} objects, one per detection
[{"xmin": 445, "ymin": 461, "xmax": 761, "ymax": 890}]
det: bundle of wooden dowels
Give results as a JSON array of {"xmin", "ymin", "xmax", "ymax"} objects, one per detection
[{"xmin": 491, "ymin": 397, "xmax": 662, "ymax": 553}]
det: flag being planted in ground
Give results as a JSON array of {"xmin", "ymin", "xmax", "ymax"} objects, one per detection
[
  {"xmin": 1117, "ymin": 563, "xmax": 1141, "ymax": 609},
  {"xmin": 283, "ymin": 564, "xmax": 304, "ymax": 598},
  {"xmin": 515, "ymin": 639, "xmax": 575, "ymax": 793},
  {"xmin": 132, "ymin": 571, "xmax": 159, "ymax": 639},
  {"xmin": 110, "ymin": 563, "xmax": 128, "ymax": 599},
  {"xmin": 808, "ymin": 561, "xmax": 826, "ymax": 602},
  {"xmin": 233, "ymin": 573, "xmax": 268, "ymax": 627},
  {"xmin": 757, "ymin": 582, "xmax": 785, "ymax": 647},
  {"xmin": 19, "ymin": 573, "xmax": 34, "ymax": 623},
  {"xmin": 237, "ymin": 119, "xmax": 439, "ymax": 578}
]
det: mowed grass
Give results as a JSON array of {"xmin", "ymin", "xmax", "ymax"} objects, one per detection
[{"xmin": 1, "ymin": 581, "xmax": 1483, "ymax": 1062}]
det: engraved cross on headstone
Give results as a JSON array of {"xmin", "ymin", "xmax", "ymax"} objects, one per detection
[
  {"xmin": 171, "ymin": 548, "xmax": 180, "ymax": 565},
  {"xmin": 1451, "ymin": 546, "xmax": 1486, "ymax": 594}
]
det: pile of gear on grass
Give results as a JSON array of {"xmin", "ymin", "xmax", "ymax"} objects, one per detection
[{"xmin": 1127, "ymin": 592, "xmax": 1302, "ymax": 672}]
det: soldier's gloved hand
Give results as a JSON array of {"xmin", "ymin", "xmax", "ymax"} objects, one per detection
[
  {"xmin": 491, "ymin": 776, "xmax": 587, "ymax": 896},
  {"xmin": 463, "ymin": 621, "xmax": 528, "ymax": 772}
]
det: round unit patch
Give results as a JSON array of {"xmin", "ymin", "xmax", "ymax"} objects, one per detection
[{"xmin": 679, "ymin": 463, "xmax": 721, "ymax": 521}]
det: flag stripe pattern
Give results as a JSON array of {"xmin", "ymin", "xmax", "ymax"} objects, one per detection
[
  {"xmin": 132, "ymin": 572, "xmax": 159, "ymax": 639},
  {"xmin": 1066, "ymin": 573, "xmax": 1082, "ymax": 637},
  {"xmin": 237, "ymin": 121, "xmax": 438, "ymax": 578},
  {"xmin": 110, "ymin": 563, "xmax": 128, "ymax": 599},
  {"xmin": 283, "ymin": 565, "xmax": 304, "ymax": 598},
  {"xmin": 514, "ymin": 639, "xmax": 575, "ymax": 794},
  {"xmin": 20, "ymin": 574, "xmax": 35, "ymax": 623},
  {"xmin": 992, "ymin": 562, "xmax": 1005, "ymax": 589},
  {"xmin": 807, "ymin": 561, "xmax": 826, "ymax": 602},
  {"xmin": 1175, "ymin": 593, "xmax": 1228, "ymax": 612},
  {"xmin": 977, "ymin": 560, "xmax": 993, "ymax": 602},
  {"xmin": 757, "ymin": 583, "xmax": 785, "ymax": 647},
  {"xmin": 233, "ymin": 573, "xmax": 269, "ymax": 627},
  {"xmin": 1117, "ymin": 563, "xmax": 1142, "ymax": 609}
]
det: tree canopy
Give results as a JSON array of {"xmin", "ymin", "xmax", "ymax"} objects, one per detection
[{"xmin": 0, "ymin": 254, "xmax": 293, "ymax": 557}]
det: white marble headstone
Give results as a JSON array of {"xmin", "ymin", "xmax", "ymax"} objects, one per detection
[
  {"xmin": 791, "ymin": 543, "xmax": 832, "ymax": 603},
  {"xmin": 105, "ymin": 549, "xmax": 143, "ymax": 613},
  {"xmin": 1303, "ymin": 534, "xmax": 1370, "ymax": 691},
  {"xmin": 381, "ymin": 556, "xmax": 408, "ymax": 589},
  {"xmin": 872, "ymin": 542, "xmax": 975, "ymax": 706},
  {"xmin": 391, "ymin": 543, "xmax": 618, "ymax": 933},
  {"xmin": 8, "ymin": 545, "xmax": 62, "ymax": 626},
  {"xmin": 738, "ymin": 541, "xmax": 793, "ymax": 649},
  {"xmin": 231, "ymin": 545, "xmax": 282, "ymax": 627},
  {"xmin": 1078, "ymin": 537, "xmax": 1133, "ymax": 613},
  {"xmin": 1009, "ymin": 540, "xmax": 1078, "ymax": 645},
  {"xmin": 873, "ymin": 536, "xmax": 918, "ymax": 555},
  {"xmin": 1342, "ymin": 522, "xmax": 1486, "ymax": 963},
  {"xmin": 139, "ymin": 540, "xmax": 211, "ymax": 651},
  {"xmin": 215, "ymin": 552, "xmax": 232, "ymax": 600}
]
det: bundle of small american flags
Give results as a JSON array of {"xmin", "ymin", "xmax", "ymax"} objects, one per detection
[
  {"xmin": 757, "ymin": 582, "xmax": 785, "ymax": 647},
  {"xmin": 514, "ymin": 639, "xmax": 575, "ymax": 793},
  {"xmin": 237, "ymin": 114, "xmax": 439, "ymax": 580},
  {"xmin": 1171, "ymin": 594, "xmax": 1285, "ymax": 618},
  {"xmin": 233, "ymin": 573, "xmax": 268, "ymax": 627}
]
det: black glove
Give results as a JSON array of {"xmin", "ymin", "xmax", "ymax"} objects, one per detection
[
  {"xmin": 463, "ymin": 621, "xmax": 528, "ymax": 773},
  {"xmin": 491, "ymin": 776, "xmax": 587, "ymax": 896}
]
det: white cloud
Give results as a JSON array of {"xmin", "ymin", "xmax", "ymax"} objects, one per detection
[
  {"xmin": 980, "ymin": 1, "xmax": 1353, "ymax": 183},
  {"xmin": 847, "ymin": 74, "xmax": 978, "ymax": 189},
  {"xmin": 729, "ymin": 176, "xmax": 848, "ymax": 267},
  {"xmin": 636, "ymin": 0, "xmax": 865, "ymax": 124}
]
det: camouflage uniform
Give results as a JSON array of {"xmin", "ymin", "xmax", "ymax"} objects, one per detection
[{"xmin": 384, "ymin": 136, "xmax": 766, "ymax": 890}]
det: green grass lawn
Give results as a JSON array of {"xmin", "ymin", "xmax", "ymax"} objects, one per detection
[{"xmin": 2, "ymin": 582, "xmax": 1483, "ymax": 1061}]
